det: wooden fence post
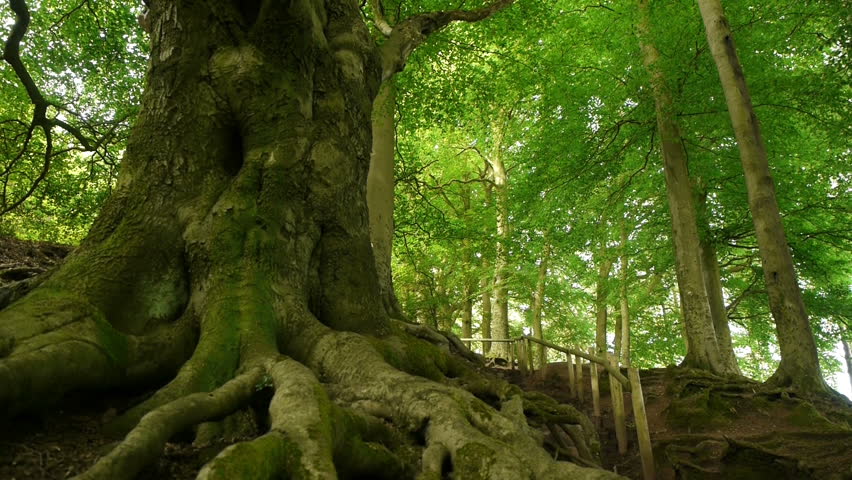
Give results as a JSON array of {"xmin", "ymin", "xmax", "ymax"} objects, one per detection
[
  {"xmin": 518, "ymin": 340, "xmax": 528, "ymax": 377},
  {"xmin": 589, "ymin": 347, "xmax": 601, "ymax": 426},
  {"xmin": 629, "ymin": 367, "xmax": 655, "ymax": 480},
  {"xmin": 566, "ymin": 353, "xmax": 576, "ymax": 398},
  {"xmin": 508, "ymin": 340, "xmax": 515, "ymax": 370},
  {"xmin": 607, "ymin": 353, "xmax": 628, "ymax": 455}
]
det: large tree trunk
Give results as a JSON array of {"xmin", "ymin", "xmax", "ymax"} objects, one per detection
[
  {"xmin": 367, "ymin": 79, "xmax": 405, "ymax": 320},
  {"xmin": 697, "ymin": 0, "xmax": 828, "ymax": 393},
  {"xmin": 490, "ymin": 121, "xmax": 512, "ymax": 359},
  {"xmin": 636, "ymin": 0, "xmax": 728, "ymax": 373},
  {"xmin": 0, "ymin": 1, "xmax": 618, "ymax": 478}
]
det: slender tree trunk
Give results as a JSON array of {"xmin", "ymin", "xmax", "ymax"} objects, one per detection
[
  {"xmin": 481, "ymin": 179, "xmax": 495, "ymax": 355},
  {"xmin": 618, "ymin": 219, "xmax": 631, "ymax": 366},
  {"xmin": 698, "ymin": 0, "xmax": 827, "ymax": 393},
  {"xmin": 594, "ymin": 247, "xmax": 612, "ymax": 356},
  {"xmin": 637, "ymin": 0, "xmax": 727, "ymax": 373},
  {"xmin": 696, "ymin": 187, "xmax": 741, "ymax": 373},
  {"xmin": 843, "ymin": 337, "xmax": 852, "ymax": 395},
  {"xmin": 367, "ymin": 79, "xmax": 405, "ymax": 320},
  {"xmin": 481, "ymin": 273, "xmax": 493, "ymax": 354},
  {"xmin": 490, "ymin": 120, "xmax": 511, "ymax": 359},
  {"xmin": 530, "ymin": 235, "xmax": 551, "ymax": 369},
  {"xmin": 461, "ymin": 184, "xmax": 474, "ymax": 345}
]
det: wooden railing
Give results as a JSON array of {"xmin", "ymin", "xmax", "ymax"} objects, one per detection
[{"xmin": 461, "ymin": 336, "xmax": 656, "ymax": 480}]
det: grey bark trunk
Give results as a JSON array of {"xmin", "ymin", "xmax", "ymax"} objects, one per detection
[
  {"xmin": 637, "ymin": 0, "xmax": 727, "ymax": 373},
  {"xmin": 697, "ymin": 0, "xmax": 827, "ymax": 392},
  {"xmin": 618, "ymin": 220, "xmax": 630, "ymax": 366},
  {"xmin": 490, "ymin": 122, "xmax": 511, "ymax": 359},
  {"xmin": 531, "ymin": 236, "xmax": 551, "ymax": 369},
  {"xmin": 594, "ymin": 248, "xmax": 612, "ymax": 356},
  {"xmin": 367, "ymin": 80, "xmax": 405, "ymax": 320},
  {"xmin": 843, "ymin": 337, "xmax": 852, "ymax": 395},
  {"xmin": 697, "ymin": 188, "xmax": 741, "ymax": 373},
  {"xmin": 481, "ymin": 273, "xmax": 493, "ymax": 355}
]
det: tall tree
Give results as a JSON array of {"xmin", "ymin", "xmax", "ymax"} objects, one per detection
[
  {"xmin": 697, "ymin": 0, "xmax": 828, "ymax": 393},
  {"xmin": 594, "ymin": 239, "xmax": 612, "ymax": 356},
  {"xmin": 636, "ymin": 0, "xmax": 730, "ymax": 373},
  {"xmin": 0, "ymin": 1, "xmax": 624, "ymax": 478},
  {"xmin": 530, "ymin": 232, "xmax": 551, "ymax": 369},
  {"xmin": 616, "ymin": 217, "xmax": 630, "ymax": 365},
  {"xmin": 489, "ymin": 110, "xmax": 512, "ymax": 359},
  {"xmin": 696, "ymin": 183, "xmax": 740, "ymax": 373},
  {"xmin": 367, "ymin": 79, "xmax": 405, "ymax": 319}
]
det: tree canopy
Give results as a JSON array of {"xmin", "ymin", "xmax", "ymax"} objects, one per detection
[{"xmin": 2, "ymin": 0, "xmax": 849, "ymax": 391}]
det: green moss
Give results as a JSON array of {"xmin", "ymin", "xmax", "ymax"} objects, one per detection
[
  {"xmin": 455, "ymin": 442, "xmax": 496, "ymax": 480},
  {"xmin": 467, "ymin": 398, "xmax": 495, "ymax": 424},
  {"xmin": 788, "ymin": 402, "xmax": 848, "ymax": 432},
  {"xmin": 372, "ymin": 335, "xmax": 445, "ymax": 382},
  {"xmin": 201, "ymin": 433, "xmax": 305, "ymax": 480},
  {"xmin": 667, "ymin": 389, "xmax": 736, "ymax": 431},
  {"xmin": 335, "ymin": 438, "xmax": 407, "ymax": 480},
  {"xmin": 91, "ymin": 313, "xmax": 129, "ymax": 367}
]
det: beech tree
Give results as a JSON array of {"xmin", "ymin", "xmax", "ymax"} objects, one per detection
[
  {"xmin": 697, "ymin": 0, "xmax": 830, "ymax": 394},
  {"xmin": 0, "ymin": 0, "xmax": 626, "ymax": 478}
]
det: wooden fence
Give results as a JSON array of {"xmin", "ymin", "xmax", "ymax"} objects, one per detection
[{"xmin": 461, "ymin": 336, "xmax": 655, "ymax": 480}]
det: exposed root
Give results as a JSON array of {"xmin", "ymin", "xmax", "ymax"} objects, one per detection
[{"xmin": 73, "ymin": 367, "xmax": 265, "ymax": 480}]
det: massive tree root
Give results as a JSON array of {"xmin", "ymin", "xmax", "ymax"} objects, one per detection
[{"xmin": 1, "ymin": 285, "xmax": 621, "ymax": 479}]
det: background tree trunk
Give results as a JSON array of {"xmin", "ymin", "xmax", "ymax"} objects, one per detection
[
  {"xmin": 617, "ymin": 219, "xmax": 630, "ymax": 365},
  {"xmin": 490, "ymin": 119, "xmax": 511, "ymax": 359},
  {"xmin": 367, "ymin": 79, "xmax": 406, "ymax": 320},
  {"xmin": 697, "ymin": 0, "xmax": 827, "ymax": 393},
  {"xmin": 531, "ymin": 235, "xmax": 551, "ymax": 369},
  {"xmin": 636, "ymin": 0, "xmax": 726, "ymax": 373},
  {"xmin": 594, "ymin": 246, "xmax": 612, "ymax": 356},
  {"xmin": 843, "ymin": 337, "xmax": 852, "ymax": 394}
]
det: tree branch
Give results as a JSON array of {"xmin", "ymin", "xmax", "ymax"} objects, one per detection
[
  {"xmin": 379, "ymin": 0, "xmax": 516, "ymax": 80},
  {"xmin": 1, "ymin": 0, "xmax": 125, "ymax": 215}
]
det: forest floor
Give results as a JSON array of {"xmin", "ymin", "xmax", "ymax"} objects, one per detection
[{"xmin": 2, "ymin": 235, "xmax": 852, "ymax": 479}]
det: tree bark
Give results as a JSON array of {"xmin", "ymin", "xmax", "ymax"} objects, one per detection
[
  {"xmin": 696, "ymin": 187, "xmax": 741, "ymax": 373},
  {"xmin": 481, "ymin": 272, "xmax": 494, "ymax": 354},
  {"xmin": 594, "ymin": 247, "xmax": 612, "ymax": 356},
  {"xmin": 843, "ymin": 337, "xmax": 852, "ymax": 395},
  {"xmin": 531, "ymin": 235, "xmax": 551, "ymax": 369},
  {"xmin": 461, "ymin": 183, "xmax": 474, "ymax": 345},
  {"xmin": 481, "ymin": 178, "xmax": 495, "ymax": 355},
  {"xmin": 367, "ymin": 79, "xmax": 405, "ymax": 320},
  {"xmin": 490, "ymin": 117, "xmax": 511, "ymax": 359},
  {"xmin": 617, "ymin": 219, "xmax": 630, "ymax": 366},
  {"xmin": 636, "ymin": 0, "xmax": 727, "ymax": 373},
  {"xmin": 697, "ymin": 0, "xmax": 828, "ymax": 393}
]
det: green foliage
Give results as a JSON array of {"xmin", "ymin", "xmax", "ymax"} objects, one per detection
[
  {"xmin": 0, "ymin": 0, "xmax": 147, "ymax": 243},
  {"xmin": 2, "ymin": 0, "xmax": 848, "ymax": 387}
]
